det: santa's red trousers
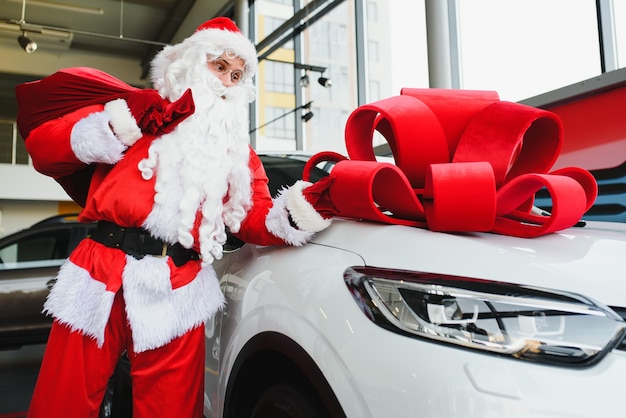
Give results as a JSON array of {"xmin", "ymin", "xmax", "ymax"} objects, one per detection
[{"xmin": 27, "ymin": 290, "xmax": 205, "ymax": 418}]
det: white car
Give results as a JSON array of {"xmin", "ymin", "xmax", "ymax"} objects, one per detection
[{"xmin": 202, "ymin": 154, "xmax": 626, "ymax": 418}]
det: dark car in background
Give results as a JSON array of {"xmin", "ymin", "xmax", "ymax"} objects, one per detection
[{"xmin": 0, "ymin": 214, "xmax": 96, "ymax": 349}]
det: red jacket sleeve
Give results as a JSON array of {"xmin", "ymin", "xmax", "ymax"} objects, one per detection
[
  {"xmin": 25, "ymin": 105, "xmax": 103, "ymax": 178},
  {"xmin": 233, "ymin": 150, "xmax": 287, "ymax": 246}
]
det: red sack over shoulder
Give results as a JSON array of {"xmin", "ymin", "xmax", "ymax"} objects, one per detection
[{"xmin": 15, "ymin": 67, "xmax": 196, "ymax": 206}]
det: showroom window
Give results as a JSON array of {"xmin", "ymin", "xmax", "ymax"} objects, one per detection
[
  {"xmin": 264, "ymin": 60, "xmax": 295, "ymax": 94},
  {"xmin": 263, "ymin": 16, "xmax": 294, "ymax": 50},
  {"xmin": 0, "ymin": 121, "xmax": 28, "ymax": 166},
  {"xmin": 253, "ymin": 0, "xmax": 625, "ymax": 152},
  {"xmin": 0, "ymin": 229, "xmax": 70, "ymax": 269},
  {"xmin": 613, "ymin": 1, "xmax": 626, "ymax": 66},
  {"xmin": 367, "ymin": 1, "xmax": 378, "ymax": 23},
  {"xmin": 264, "ymin": 106, "xmax": 296, "ymax": 140},
  {"xmin": 369, "ymin": 80, "xmax": 381, "ymax": 102},
  {"xmin": 369, "ymin": 0, "xmax": 626, "ymax": 102},
  {"xmin": 254, "ymin": 0, "xmax": 359, "ymax": 153},
  {"xmin": 368, "ymin": 40, "xmax": 379, "ymax": 62},
  {"xmin": 456, "ymin": 0, "xmax": 601, "ymax": 101}
]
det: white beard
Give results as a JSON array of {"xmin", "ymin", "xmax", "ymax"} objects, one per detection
[{"xmin": 138, "ymin": 69, "xmax": 254, "ymax": 265}]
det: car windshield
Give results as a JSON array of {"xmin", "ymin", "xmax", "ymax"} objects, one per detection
[
  {"xmin": 260, "ymin": 154, "xmax": 331, "ymax": 196},
  {"xmin": 0, "ymin": 229, "xmax": 71, "ymax": 270}
]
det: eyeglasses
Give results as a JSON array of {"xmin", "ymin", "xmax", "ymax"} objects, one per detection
[{"xmin": 210, "ymin": 58, "xmax": 245, "ymax": 84}]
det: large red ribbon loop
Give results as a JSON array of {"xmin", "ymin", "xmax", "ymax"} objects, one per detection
[
  {"xmin": 423, "ymin": 162, "xmax": 496, "ymax": 232},
  {"xmin": 303, "ymin": 89, "xmax": 597, "ymax": 238},
  {"xmin": 345, "ymin": 95, "xmax": 449, "ymax": 188},
  {"xmin": 401, "ymin": 88, "xmax": 500, "ymax": 157},
  {"xmin": 551, "ymin": 166, "xmax": 598, "ymax": 212},
  {"xmin": 493, "ymin": 173, "xmax": 587, "ymax": 237},
  {"xmin": 454, "ymin": 101, "xmax": 563, "ymax": 187},
  {"xmin": 302, "ymin": 151, "xmax": 347, "ymax": 182},
  {"xmin": 325, "ymin": 161, "xmax": 425, "ymax": 227}
]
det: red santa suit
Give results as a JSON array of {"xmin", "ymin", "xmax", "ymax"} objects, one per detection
[{"xmin": 21, "ymin": 18, "xmax": 330, "ymax": 418}]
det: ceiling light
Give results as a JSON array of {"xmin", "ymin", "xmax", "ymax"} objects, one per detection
[
  {"xmin": 249, "ymin": 101, "xmax": 315, "ymax": 133},
  {"xmin": 17, "ymin": 32, "xmax": 37, "ymax": 53},
  {"xmin": 266, "ymin": 59, "xmax": 333, "ymax": 89},
  {"xmin": 318, "ymin": 76, "xmax": 332, "ymax": 88},
  {"xmin": 299, "ymin": 73, "xmax": 310, "ymax": 87}
]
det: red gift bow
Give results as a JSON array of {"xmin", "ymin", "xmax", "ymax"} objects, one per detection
[
  {"xmin": 303, "ymin": 88, "xmax": 597, "ymax": 238},
  {"xmin": 122, "ymin": 88, "xmax": 195, "ymax": 135}
]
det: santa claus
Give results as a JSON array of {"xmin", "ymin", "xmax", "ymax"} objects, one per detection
[{"xmin": 20, "ymin": 17, "xmax": 332, "ymax": 418}]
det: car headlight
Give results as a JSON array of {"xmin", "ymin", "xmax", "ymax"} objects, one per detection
[{"xmin": 345, "ymin": 267, "xmax": 626, "ymax": 367}]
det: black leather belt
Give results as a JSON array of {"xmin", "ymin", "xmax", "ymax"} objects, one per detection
[{"xmin": 90, "ymin": 221, "xmax": 200, "ymax": 267}]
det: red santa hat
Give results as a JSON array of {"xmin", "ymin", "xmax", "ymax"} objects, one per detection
[
  {"xmin": 190, "ymin": 17, "xmax": 257, "ymax": 78},
  {"xmin": 151, "ymin": 16, "xmax": 257, "ymax": 88}
]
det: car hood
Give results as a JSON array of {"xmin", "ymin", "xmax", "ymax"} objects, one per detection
[{"xmin": 311, "ymin": 219, "xmax": 626, "ymax": 307}]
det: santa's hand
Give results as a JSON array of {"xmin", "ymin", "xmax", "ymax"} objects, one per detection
[
  {"xmin": 284, "ymin": 177, "xmax": 337, "ymax": 233},
  {"xmin": 70, "ymin": 108, "xmax": 130, "ymax": 165}
]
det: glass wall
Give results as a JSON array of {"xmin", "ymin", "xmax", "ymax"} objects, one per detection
[
  {"xmin": 0, "ymin": 121, "xmax": 28, "ymax": 165},
  {"xmin": 302, "ymin": 3, "xmax": 358, "ymax": 152},
  {"xmin": 253, "ymin": 0, "xmax": 298, "ymax": 151},
  {"xmin": 251, "ymin": 0, "xmax": 625, "ymax": 153},
  {"xmin": 254, "ymin": 0, "xmax": 360, "ymax": 153},
  {"xmin": 614, "ymin": 0, "xmax": 626, "ymax": 67},
  {"xmin": 373, "ymin": 0, "xmax": 429, "ymax": 99},
  {"xmin": 456, "ymin": 0, "xmax": 601, "ymax": 101}
]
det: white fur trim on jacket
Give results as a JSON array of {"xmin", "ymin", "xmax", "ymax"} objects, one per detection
[
  {"xmin": 43, "ymin": 261, "xmax": 115, "ymax": 348},
  {"xmin": 122, "ymin": 255, "xmax": 225, "ymax": 353},
  {"xmin": 265, "ymin": 185, "xmax": 319, "ymax": 246},
  {"xmin": 284, "ymin": 180, "xmax": 332, "ymax": 233},
  {"xmin": 43, "ymin": 255, "xmax": 225, "ymax": 353},
  {"xmin": 104, "ymin": 98, "xmax": 142, "ymax": 146},
  {"xmin": 70, "ymin": 110, "xmax": 128, "ymax": 165}
]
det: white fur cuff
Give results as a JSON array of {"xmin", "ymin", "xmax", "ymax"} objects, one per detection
[
  {"xmin": 43, "ymin": 261, "xmax": 114, "ymax": 348},
  {"xmin": 105, "ymin": 98, "xmax": 142, "ymax": 146},
  {"xmin": 285, "ymin": 180, "xmax": 332, "ymax": 233},
  {"xmin": 71, "ymin": 110, "xmax": 127, "ymax": 165},
  {"xmin": 266, "ymin": 190, "xmax": 314, "ymax": 246}
]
